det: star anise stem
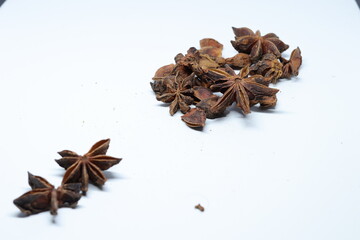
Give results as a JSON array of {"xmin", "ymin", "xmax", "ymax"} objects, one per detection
[{"xmin": 50, "ymin": 189, "xmax": 58, "ymax": 215}]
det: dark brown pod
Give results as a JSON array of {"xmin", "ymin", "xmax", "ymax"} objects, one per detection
[{"xmin": 181, "ymin": 108, "xmax": 206, "ymax": 128}]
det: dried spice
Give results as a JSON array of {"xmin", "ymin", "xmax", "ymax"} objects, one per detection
[
  {"xmin": 199, "ymin": 38, "xmax": 223, "ymax": 58},
  {"xmin": 193, "ymin": 86, "xmax": 214, "ymax": 101},
  {"xmin": 13, "ymin": 172, "xmax": 81, "ymax": 215},
  {"xmin": 55, "ymin": 139, "xmax": 122, "ymax": 194},
  {"xmin": 150, "ymin": 26, "xmax": 302, "ymax": 129},
  {"xmin": 195, "ymin": 203, "xmax": 205, "ymax": 212},
  {"xmin": 181, "ymin": 108, "xmax": 206, "ymax": 128},
  {"xmin": 152, "ymin": 64, "xmax": 175, "ymax": 79},
  {"xmin": 210, "ymin": 66, "xmax": 279, "ymax": 114},
  {"xmin": 231, "ymin": 27, "xmax": 289, "ymax": 62},
  {"xmin": 196, "ymin": 95, "xmax": 223, "ymax": 119},
  {"xmin": 250, "ymin": 53, "xmax": 283, "ymax": 83},
  {"xmin": 14, "ymin": 138, "xmax": 122, "ymax": 219},
  {"xmin": 155, "ymin": 73, "xmax": 195, "ymax": 115},
  {"xmin": 224, "ymin": 53, "xmax": 251, "ymax": 70},
  {"xmin": 281, "ymin": 47, "xmax": 302, "ymax": 79}
]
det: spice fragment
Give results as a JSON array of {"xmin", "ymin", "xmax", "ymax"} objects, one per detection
[{"xmin": 195, "ymin": 203, "xmax": 205, "ymax": 212}]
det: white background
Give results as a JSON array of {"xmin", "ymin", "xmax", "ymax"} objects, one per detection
[{"xmin": 1, "ymin": 0, "xmax": 360, "ymax": 239}]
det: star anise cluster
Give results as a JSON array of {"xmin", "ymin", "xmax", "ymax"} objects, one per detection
[
  {"xmin": 150, "ymin": 27, "xmax": 302, "ymax": 128},
  {"xmin": 13, "ymin": 139, "xmax": 122, "ymax": 217}
]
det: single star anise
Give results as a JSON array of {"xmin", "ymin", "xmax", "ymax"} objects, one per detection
[
  {"xmin": 209, "ymin": 65, "xmax": 279, "ymax": 114},
  {"xmin": 55, "ymin": 139, "xmax": 122, "ymax": 194},
  {"xmin": 280, "ymin": 47, "xmax": 302, "ymax": 79},
  {"xmin": 231, "ymin": 27, "xmax": 289, "ymax": 62},
  {"xmin": 13, "ymin": 172, "xmax": 81, "ymax": 215},
  {"xmin": 155, "ymin": 72, "xmax": 195, "ymax": 115}
]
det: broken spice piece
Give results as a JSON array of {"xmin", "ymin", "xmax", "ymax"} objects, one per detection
[
  {"xmin": 13, "ymin": 172, "xmax": 81, "ymax": 216},
  {"xmin": 281, "ymin": 47, "xmax": 302, "ymax": 79},
  {"xmin": 193, "ymin": 86, "xmax": 214, "ymax": 101},
  {"xmin": 195, "ymin": 203, "xmax": 205, "ymax": 212},
  {"xmin": 152, "ymin": 64, "xmax": 175, "ymax": 79},
  {"xmin": 250, "ymin": 53, "xmax": 283, "ymax": 83},
  {"xmin": 196, "ymin": 95, "xmax": 224, "ymax": 119},
  {"xmin": 199, "ymin": 38, "xmax": 223, "ymax": 58},
  {"xmin": 55, "ymin": 139, "xmax": 122, "ymax": 194},
  {"xmin": 181, "ymin": 108, "xmax": 206, "ymax": 128},
  {"xmin": 224, "ymin": 53, "xmax": 251, "ymax": 70}
]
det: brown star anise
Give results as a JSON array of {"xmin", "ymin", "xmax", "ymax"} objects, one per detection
[
  {"xmin": 199, "ymin": 38, "xmax": 223, "ymax": 59},
  {"xmin": 209, "ymin": 65, "xmax": 279, "ymax": 114},
  {"xmin": 280, "ymin": 47, "xmax": 302, "ymax": 79},
  {"xmin": 231, "ymin": 27, "xmax": 289, "ymax": 62},
  {"xmin": 155, "ymin": 72, "xmax": 195, "ymax": 115},
  {"xmin": 224, "ymin": 53, "xmax": 251, "ymax": 70},
  {"xmin": 55, "ymin": 139, "xmax": 122, "ymax": 194},
  {"xmin": 250, "ymin": 53, "xmax": 283, "ymax": 83},
  {"xmin": 13, "ymin": 172, "xmax": 81, "ymax": 215},
  {"xmin": 181, "ymin": 108, "xmax": 206, "ymax": 128}
]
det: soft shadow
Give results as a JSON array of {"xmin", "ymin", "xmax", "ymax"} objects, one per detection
[
  {"xmin": 14, "ymin": 212, "xmax": 29, "ymax": 218},
  {"xmin": 187, "ymin": 126, "xmax": 204, "ymax": 131},
  {"xmin": 250, "ymin": 106, "xmax": 288, "ymax": 114},
  {"xmin": 229, "ymin": 105, "xmax": 247, "ymax": 117},
  {"xmin": 250, "ymin": 105, "xmax": 277, "ymax": 113},
  {"xmin": 53, "ymin": 169, "xmax": 66, "ymax": 177},
  {"xmin": 51, "ymin": 215, "xmax": 57, "ymax": 224},
  {"xmin": 158, "ymin": 103, "xmax": 170, "ymax": 107},
  {"xmin": 87, "ymin": 184, "xmax": 107, "ymax": 193},
  {"xmin": 104, "ymin": 171, "xmax": 126, "ymax": 180}
]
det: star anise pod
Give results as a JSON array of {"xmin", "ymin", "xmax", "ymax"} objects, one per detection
[
  {"xmin": 193, "ymin": 86, "xmax": 224, "ymax": 119},
  {"xmin": 231, "ymin": 27, "xmax": 289, "ymax": 62},
  {"xmin": 13, "ymin": 172, "xmax": 81, "ymax": 215},
  {"xmin": 173, "ymin": 47, "xmax": 221, "ymax": 87},
  {"xmin": 250, "ymin": 53, "xmax": 283, "ymax": 83},
  {"xmin": 55, "ymin": 139, "xmax": 122, "ymax": 194},
  {"xmin": 196, "ymin": 95, "xmax": 223, "ymax": 119},
  {"xmin": 280, "ymin": 47, "xmax": 302, "ymax": 79},
  {"xmin": 199, "ymin": 38, "xmax": 223, "ymax": 59},
  {"xmin": 155, "ymin": 72, "xmax": 195, "ymax": 115},
  {"xmin": 181, "ymin": 108, "xmax": 206, "ymax": 128},
  {"xmin": 152, "ymin": 64, "xmax": 175, "ymax": 80},
  {"xmin": 224, "ymin": 53, "xmax": 251, "ymax": 70},
  {"xmin": 209, "ymin": 65, "xmax": 279, "ymax": 114}
]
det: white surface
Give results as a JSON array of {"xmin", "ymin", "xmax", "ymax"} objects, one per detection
[{"xmin": 1, "ymin": 0, "xmax": 360, "ymax": 239}]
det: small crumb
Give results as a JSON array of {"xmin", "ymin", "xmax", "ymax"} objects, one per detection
[{"xmin": 195, "ymin": 204, "xmax": 205, "ymax": 212}]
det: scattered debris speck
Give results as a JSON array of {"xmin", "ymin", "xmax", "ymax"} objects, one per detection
[{"xmin": 195, "ymin": 204, "xmax": 205, "ymax": 212}]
